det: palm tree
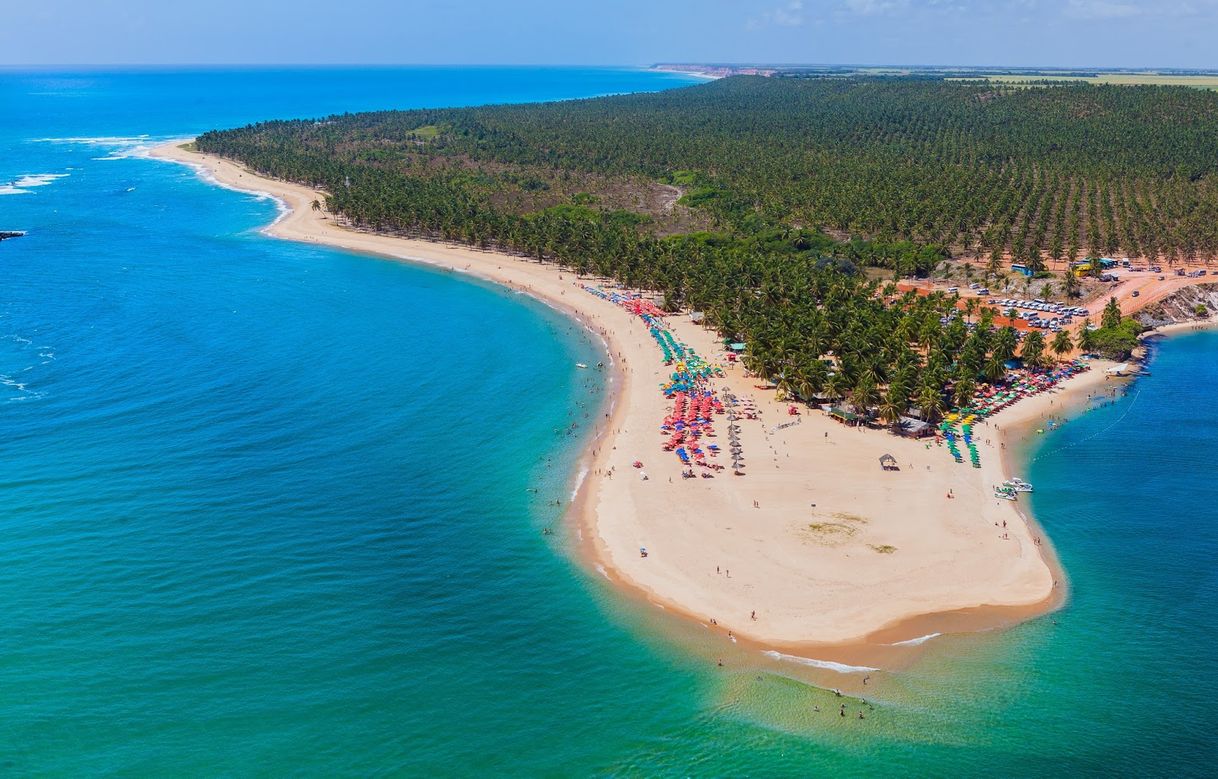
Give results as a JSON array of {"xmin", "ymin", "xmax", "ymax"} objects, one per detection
[
  {"xmin": 850, "ymin": 378, "xmax": 879, "ymax": 416},
  {"xmin": 1102, "ymin": 297, "xmax": 1122, "ymax": 330},
  {"xmin": 982, "ymin": 354, "xmax": 1005, "ymax": 383},
  {"xmin": 916, "ymin": 383, "xmax": 946, "ymax": 424},
  {"xmin": 952, "ymin": 378, "xmax": 976, "ymax": 409},
  {"xmin": 1078, "ymin": 318, "xmax": 1096, "ymax": 353},
  {"xmin": 1064, "ymin": 270, "xmax": 1081, "ymax": 298},
  {"xmin": 1021, "ymin": 330, "xmax": 1047, "ymax": 368},
  {"xmin": 824, "ymin": 372, "xmax": 848, "ymax": 405},
  {"xmin": 1051, "ymin": 329, "xmax": 1074, "ymax": 360},
  {"xmin": 878, "ymin": 389, "xmax": 904, "ymax": 432}
]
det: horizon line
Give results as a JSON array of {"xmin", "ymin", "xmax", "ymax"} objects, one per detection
[{"xmin": 2, "ymin": 62, "xmax": 1217, "ymax": 72}]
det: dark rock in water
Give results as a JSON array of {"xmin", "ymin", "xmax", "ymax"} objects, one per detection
[{"xmin": 0, "ymin": 231, "xmax": 25, "ymax": 242}]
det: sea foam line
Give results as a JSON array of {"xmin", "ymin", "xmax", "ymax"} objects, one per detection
[
  {"xmin": 886, "ymin": 632, "xmax": 942, "ymax": 647},
  {"xmin": 33, "ymin": 135, "xmax": 151, "ymax": 145},
  {"xmin": 570, "ymin": 465, "xmax": 590, "ymax": 501},
  {"xmin": 762, "ymin": 650, "xmax": 879, "ymax": 674},
  {"xmin": 156, "ymin": 150, "xmax": 292, "ymax": 226},
  {"xmin": 33, "ymin": 135, "xmax": 158, "ymax": 161}
]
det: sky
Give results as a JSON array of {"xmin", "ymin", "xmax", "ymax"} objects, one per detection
[{"xmin": 1, "ymin": 0, "xmax": 1215, "ymax": 69}]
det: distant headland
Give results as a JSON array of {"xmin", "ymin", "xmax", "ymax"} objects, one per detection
[{"xmin": 649, "ymin": 63, "xmax": 1218, "ymax": 89}]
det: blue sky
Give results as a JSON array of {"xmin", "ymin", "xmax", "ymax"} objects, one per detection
[{"xmin": 2, "ymin": 0, "xmax": 1214, "ymax": 68}]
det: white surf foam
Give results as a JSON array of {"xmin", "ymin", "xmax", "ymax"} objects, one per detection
[
  {"xmin": 35, "ymin": 135, "xmax": 151, "ymax": 145},
  {"xmin": 762, "ymin": 650, "xmax": 879, "ymax": 674},
  {"xmin": 570, "ymin": 466, "xmax": 589, "ymax": 500},
  {"xmin": 887, "ymin": 632, "xmax": 942, "ymax": 647},
  {"xmin": 34, "ymin": 134, "xmax": 158, "ymax": 161},
  {"xmin": 13, "ymin": 173, "xmax": 68, "ymax": 188},
  {"xmin": 2, "ymin": 173, "xmax": 68, "ymax": 195}
]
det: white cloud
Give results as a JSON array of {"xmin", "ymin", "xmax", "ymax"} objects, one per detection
[
  {"xmin": 748, "ymin": 0, "xmax": 806, "ymax": 29},
  {"xmin": 1063, "ymin": 0, "xmax": 1143, "ymax": 19},
  {"xmin": 844, "ymin": 0, "xmax": 910, "ymax": 14},
  {"xmin": 1060, "ymin": 0, "xmax": 1218, "ymax": 19}
]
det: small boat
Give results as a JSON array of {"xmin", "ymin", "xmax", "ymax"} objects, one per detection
[
  {"xmin": 994, "ymin": 486, "xmax": 1018, "ymax": 501},
  {"xmin": 575, "ymin": 363, "xmax": 588, "ymax": 369},
  {"xmin": 1005, "ymin": 478, "xmax": 1034, "ymax": 492}
]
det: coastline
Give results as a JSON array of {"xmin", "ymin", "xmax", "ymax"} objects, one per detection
[{"xmin": 150, "ymin": 139, "xmax": 1113, "ymax": 672}]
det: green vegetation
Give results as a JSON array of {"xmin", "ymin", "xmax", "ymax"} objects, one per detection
[
  {"xmin": 1086, "ymin": 319, "xmax": 1143, "ymax": 360},
  {"xmin": 953, "ymin": 74, "xmax": 1218, "ymax": 90},
  {"xmin": 407, "ymin": 123, "xmax": 447, "ymax": 140},
  {"xmin": 197, "ymin": 76, "xmax": 1191, "ymax": 414},
  {"xmin": 1079, "ymin": 299, "xmax": 1145, "ymax": 360},
  {"xmin": 200, "ymin": 77, "xmax": 1218, "ymax": 269}
]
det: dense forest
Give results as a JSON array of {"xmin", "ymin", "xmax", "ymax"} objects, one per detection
[
  {"xmin": 200, "ymin": 77, "xmax": 1218, "ymax": 267},
  {"xmin": 194, "ymin": 77, "xmax": 1172, "ymax": 414}
]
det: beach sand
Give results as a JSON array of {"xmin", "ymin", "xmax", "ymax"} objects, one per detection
[{"xmin": 151, "ymin": 140, "xmax": 1119, "ymax": 661}]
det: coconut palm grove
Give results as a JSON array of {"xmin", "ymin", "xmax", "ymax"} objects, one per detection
[{"xmin": 195, "ymin": 76, "xmax": 1185, "ymax": 419}]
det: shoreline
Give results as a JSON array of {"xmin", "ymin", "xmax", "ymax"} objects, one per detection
[{"xmin": 150, "ymin": 140, "xmax": 1120, "ymax": 675}]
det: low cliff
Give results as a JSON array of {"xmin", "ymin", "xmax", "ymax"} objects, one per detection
[{"xmin": 1137, "ymin": 284, "xmax": 1218, "ymax": 328}]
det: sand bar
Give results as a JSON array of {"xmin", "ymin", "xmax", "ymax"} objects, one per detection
[{"xmin": 151, "ymin": 140, "xmax": 1122, "ymax": 656}]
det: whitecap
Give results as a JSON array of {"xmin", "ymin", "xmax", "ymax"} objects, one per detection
[
  {"xmin": 33, "ymin": 134, "xmax": 158, "ymax": 161},
  {"xmin": 762, "ymin": 650, "xmax": 879, "ymax": 674},
  {"xmin": 886, "ymin": 632, "xmax": 942, "ymax": 647},
  {"xmin": 0, "ymin": 186, "xmax": 28, "ymax": 196},
  {"xmin": 13, "ymin": 173, "xmax": 68, "ymax": 188},
  {"xmin": 33, "ymin": 135, "xmax": 150, "ymax": 146}
]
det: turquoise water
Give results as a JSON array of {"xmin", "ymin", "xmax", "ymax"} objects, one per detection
[{"xmin": 2, "ymin": 68, "xmax": 1217, "ymax": 775}]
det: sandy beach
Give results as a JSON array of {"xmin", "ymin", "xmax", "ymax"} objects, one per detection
[{"xmin": 151, "ymin": 140, "xmax": 1121, "ymax": 658}]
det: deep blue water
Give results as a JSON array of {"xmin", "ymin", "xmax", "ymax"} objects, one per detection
[{"xmin": 2, "ymin": 68, "xmax": 1217, "ymax": 775}]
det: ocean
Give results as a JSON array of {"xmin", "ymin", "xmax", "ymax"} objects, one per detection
[{"xmin": 2, "ymin": 67, "xmax": 1216, "ymax": 775}]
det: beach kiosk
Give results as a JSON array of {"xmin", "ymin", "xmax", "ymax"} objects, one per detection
[{"xmin": 879, "ymin": 453, "xmax": 899, "ymax": 471}]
